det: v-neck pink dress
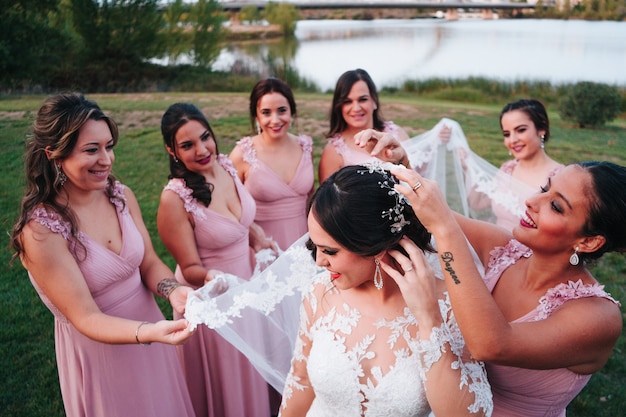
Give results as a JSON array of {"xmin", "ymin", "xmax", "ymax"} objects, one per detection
[
  {"xmin": 163, "ymin": 155, "xmax": 270, "ymax": 417},
  {"xmin": 483, "ymin": 239, "xmax": 620, "ymax": 417},
  {"xmin": 27, "ymin": 182, "xmax": 195, "ymax": 417},
  {"xmin": 235, "ymin": 135, "xmax": 313, "ymax": 250}
]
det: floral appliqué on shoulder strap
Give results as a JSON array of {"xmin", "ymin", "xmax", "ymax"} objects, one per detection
[
  {"xmin": 163, "ymin": 155, "xmax": 237, "ymax": 221},
  {"xmin": 237, "ymin": 136, "xmax": 259, "ymax": 169},
  {"xmin": 535, "ymin": 280, "xmax": 620, "ymax": 321},
  {"xmin": 298, "ymin": 135, "xmax": 313, "ymax": 158},
  {"xmin": 30, "ymin": 181, "xmax": 127, "ymax": 242},
  {"xmin": 238, "ymin": 135, "xmax": 312, "ymax": 169},
  {"xmin": 486, "ymin": 239, "xmax": 532, "ymax": 278},
  {"xmin": 164, "ymin": 178, "xmax": 207, "ymax": 221}
]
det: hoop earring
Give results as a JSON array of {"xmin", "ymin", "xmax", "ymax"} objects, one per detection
[
  {"xmin": 569, "ymin": 246, "xmax": 580, "ymax": 266},
  {"xmin": 374, "ymin": 259, "xmax": 383, "ymax": 290},
  {"xmin": 56, "ymin": 163, "xmax": 67, "ymax": 186}
]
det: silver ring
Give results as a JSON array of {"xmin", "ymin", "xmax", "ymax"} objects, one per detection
[
  {"xmin": 412, "ymin": 181, "xmax": 422, "ymax": 191},
  {"xmin": 404, "ymin": 265, "xmax": 414, "ymax": 272}
]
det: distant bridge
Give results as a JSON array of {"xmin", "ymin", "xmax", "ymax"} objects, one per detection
[
  {"xmin": 221, "ymin": 1, "xmax": 536, "ymax": 20},
  {"xmin": 221, "ymin": 1, "xmax": 535, "ymax": 11}
]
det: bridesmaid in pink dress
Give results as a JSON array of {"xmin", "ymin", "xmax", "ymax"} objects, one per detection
[
  {"xmin": 391, "ymin": 162, "xmax": 624, "ymax": 417},
  {"xmin": 464, "ymin": 99, "xmax": 564, "ymax": 231},
  {"xmin": 230, "ymin": 77, "xmax": 314, "ymax": 251},
  {"xmin": 10, "ymin": 93, "xmax": 195, "ymax": 417},
  {"xmin": 318, "ymin": 68, "xmax": 410, "ymax": 183},
  {"xmin": 157, "ymin": 103, "xmax": 276, "ymax": 417}
]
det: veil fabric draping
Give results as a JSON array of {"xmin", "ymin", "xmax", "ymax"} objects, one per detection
[{"xmin": 184, "ymin": 118, "xmax": 534, "ymax": 394}]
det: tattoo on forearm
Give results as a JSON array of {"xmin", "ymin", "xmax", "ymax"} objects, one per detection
[
  {"xmin": 440, "ymin": 252, "xmax": 461, "ymax": 284},
  {"xmin": 157, "ymin": 278, "xmax": 182, "ymax": 300}
]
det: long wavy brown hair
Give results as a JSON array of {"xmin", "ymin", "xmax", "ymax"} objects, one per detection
[{"xmin": 10, "ymin": 92, "xmax": 120, "ymax": 263}]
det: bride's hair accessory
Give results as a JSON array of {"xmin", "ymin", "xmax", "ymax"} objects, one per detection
[{"xmin": 357, "ymin": 161, "xmax": 410, "ymax": 234}]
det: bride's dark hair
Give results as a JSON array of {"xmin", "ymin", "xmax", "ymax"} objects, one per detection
[{"xmin": 307, "ymin": 164, "xmax": 433, "ymax": 259}]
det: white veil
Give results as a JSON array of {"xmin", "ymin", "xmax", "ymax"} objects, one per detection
[
  {"xmin": 184, "ymin": 118, "xmax": 535, "ymax": 394},
  {"xmin": 405, "ymin": 117, "xmax": 535, "ymax": 224}
]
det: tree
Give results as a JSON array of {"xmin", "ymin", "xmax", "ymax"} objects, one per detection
[
  {"xmin": 189, "ymin": 0, "xmax": 226, "ymax": 67},
  {"xmin": 70, "ymin": 0, "xmax": 165, "ymax": 65},
  {"xmin": 264, "ymin": 2, "xmax": 299, "ymax": 36},
  {"xmin": 162, "ymin": 0, "xmax": 191, "ymax": 64},
  {"xmin": 0, "ymin": 0, "xmax": 76, "ymax": 90}
]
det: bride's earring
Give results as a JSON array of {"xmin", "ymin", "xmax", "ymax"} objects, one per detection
[
  {"xmin": 541, "ymin": 134, "xmax": 545, "ymax": 149},
  {"xmin": 374, "ymin": 259, "xmax": 383, "ymax": 290},
  {"xmin": 569, "ymin": 246, "xmax": 580, "ymax": 266},
  {"xmin": 256, "ymin": 120, "xmax": 261, "ymax": 135}
]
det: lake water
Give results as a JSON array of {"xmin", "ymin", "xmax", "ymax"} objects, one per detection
[{"xmin": 213, "ymin": 18, "xmax": 626, "ymax": 91}]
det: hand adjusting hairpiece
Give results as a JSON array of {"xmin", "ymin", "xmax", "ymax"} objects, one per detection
[{"xmin": 357, "ymin": 162, "xmax": 411, "ymax": 234}]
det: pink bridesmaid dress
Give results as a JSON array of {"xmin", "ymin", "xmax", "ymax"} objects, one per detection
[
  {"xmin": 235, "ymin": 134, "xmax": 314, "ymax": 250},
  {"xmin": 482, "ymin": 239, "xmax": 620, "ymax": 417},
  {"xmin": 164, "ymin": 155, "xmax": 270, "ymax": 417},
  {"xmin": 28, "ymin": 182, "xmax": 195, "ymax": 417}
]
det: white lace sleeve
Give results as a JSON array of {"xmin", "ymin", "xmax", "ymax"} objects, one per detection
[{"xmin": 415, "ymin": 292, "xmax": 493, "ymax": 416}]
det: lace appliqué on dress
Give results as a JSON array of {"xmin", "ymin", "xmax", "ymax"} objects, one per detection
[
  {"xmin": 238, "ymin": 135, "xmax": 313, "ymax": 169},
  {"xmin": 30, "ymin": 181, "xmax": 127, "ymax": 242},
  {"xmin": 535, "ymin": 279, "xmax": 621, "ymax": 321},
  {"xmin": 237, "ymin": 136, "xmax": 259, "ymax": 169},
  {"xmin": 486, "ymin": 240, "xmax": 532, "ymax": 280},
  {"xmin": 282, "ymin": 280, "xmax": 492, "ymax": 417},
  {"xmin": 413, "ymin": 293, "xmax": 493, "ymax": 416},
  {"xmin": 163, "ymin": 178, "xmax": 207, "ymax": 221}
]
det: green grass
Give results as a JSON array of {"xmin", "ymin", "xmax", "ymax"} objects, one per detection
[{"xmin": 1, "ymin": 92, "xmax": 625, "ymax": 416}]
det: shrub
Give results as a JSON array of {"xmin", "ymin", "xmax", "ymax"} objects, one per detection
[{"xmin": 558, "ymin": 81, "xmax": 623, "ymax": 128}]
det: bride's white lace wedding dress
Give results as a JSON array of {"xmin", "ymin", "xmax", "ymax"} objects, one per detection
[{"xmin": 281, "ymin": 271, "xmax": 492, "ymax": 417}]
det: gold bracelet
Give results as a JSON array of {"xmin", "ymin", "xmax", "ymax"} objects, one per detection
[
  {"xmin": 135, "ymin": 321, "xmax": 151, "ymax": 345},
  {"xmin": 157, "ymin": 278, "xmax": 182, "ymax": 301}
]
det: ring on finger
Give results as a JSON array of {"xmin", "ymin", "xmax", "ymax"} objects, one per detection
[
  {"xmin": 404, "ymin": 265, "xmax": 414, "ymax": 272},
  {"xmin": 412, "ymin": 181, "xmax": 422, "ymax": 191}
]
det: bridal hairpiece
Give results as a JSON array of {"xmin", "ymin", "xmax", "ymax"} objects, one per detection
[{"xmin": 357, "ymin": 162, "xmax": 410, "ymax": 234}]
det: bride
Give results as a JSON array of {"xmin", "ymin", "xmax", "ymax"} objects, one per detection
[
  {"xmin": 188, "ymin": 163, "xmax": 493, "ymax": 416},
  {"xmin": 184, "ymin": 120, "xmax": 525, "ymax": 415}
]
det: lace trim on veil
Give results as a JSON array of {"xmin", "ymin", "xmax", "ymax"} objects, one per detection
[{"xmin": 185, "ymin": 234, "xmax": 322, "ymax": 392}]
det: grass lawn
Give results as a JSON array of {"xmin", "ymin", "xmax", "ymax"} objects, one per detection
[{"xmin": 1, "ymin": 92, "xmax": 624, "ymax": 416}]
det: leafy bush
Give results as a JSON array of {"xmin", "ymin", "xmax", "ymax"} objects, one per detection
[{"xmin": 558, "ymin": 82, "xmax": 623, "ymax": 128}]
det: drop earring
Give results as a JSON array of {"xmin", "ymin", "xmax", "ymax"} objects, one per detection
[
  {"xmin": 56, "ymin": 163, "xmax": 67, "ymax": 186},
  {"xmin": 540, "ymin": 134, "xmax": 545, "ymax": 149},
  {"xmin": 256, "ymin": 121, "xmax": 261, "ymax": 135},
  {"xmin": 373, "ymin": 259, "xmax": 383, "ymax": 290},
  {"xmin": 569, "ymin": 246, "xmax": 580, "ymax": 266}
]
